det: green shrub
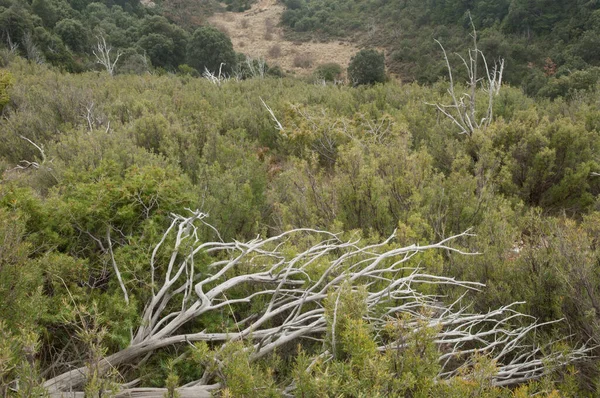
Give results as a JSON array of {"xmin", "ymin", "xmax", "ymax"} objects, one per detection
[
  {"xmin": 0, "ymin": 70, "xmax": 13, "ymax": 113},
  {"xmin": 314, "ymin": 62, "xmax": 342, "ymax": 82},
  {"xmin": 187, "ymin": 26, "xmax": 237, "ymax": 75},
  {"xmin": 347, "ymin": 49, "xmax": 385, "ymax": 86}
]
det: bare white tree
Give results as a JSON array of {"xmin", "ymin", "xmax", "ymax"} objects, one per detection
[
  {"xmin": 82, "ymin": 102, "xmax": 110, "ymax": 133},
  {"xmin": 93, "ymin": 35, "xmax": 122, "ymax": 77},
  {"xmin": 244, "ymin": 56, "xmax": 267, "ymax": 79},
  {"xmin": 11, "ymin": 135, "xmax": 58, "ymax": 181},
  {"xmin": 427, "ymin": 13, "xmax": 504, "ymax": 137},
  {"xmin": 4, "ymin": 31, "xmax": 19, "ymax": 54},
  {"xmin": 42, "ymin": 211, "xmax": 590, "ymax": 393},
  {"xmin": 23, "ymin": 33, "xmax": 45, "ymax": 65},
  {"xmin": 260, "ymin": 97, "xmax": 284, "ymax": 132},
  {"xmin": 202, "ymin": 63, "xmax": 228, "ymax": 86}
]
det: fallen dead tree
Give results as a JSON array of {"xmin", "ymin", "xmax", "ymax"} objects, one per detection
[
  {"xmin": 43, "ymin": 210, "xmax": 590, "ymax": 393},
  {"xmin": 48, "ymin": 386, "xmax": 215, "ymax": 398}
]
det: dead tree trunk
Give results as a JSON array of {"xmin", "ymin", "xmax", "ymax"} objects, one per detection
[
  {"xmin": 427, "ymin": 12, "xmax": 504, "ymax": 137},
  {"xmin": 43, "ymin": 211, "xmax": 590, "ymax": 393}
]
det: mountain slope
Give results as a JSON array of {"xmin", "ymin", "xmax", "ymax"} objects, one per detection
[{"xmin": 208, "ymin": 0, "xmax": 359, "ymax": 75}]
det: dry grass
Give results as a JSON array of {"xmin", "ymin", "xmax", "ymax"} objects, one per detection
[
  {"xmin": 293, "ymin": 53, "xmax": 313, "ymax": 68},
  {"xmin": 268, "ymin": 44, "xmax": 282, "ymax": 58},
  {"xmin": 264, "ymin": 18, "xmax": 275, "ymax": 40},
  {"xmin": 214, "ymin": 23, "xmax": 230, "ymax": 36},
  {"xmin": 265, "ymin": 18, "xmax": 275, "ymax": 34},
  {"xmin": 208, "ymin": 0, "xmax": 359, "ymax": 75}
]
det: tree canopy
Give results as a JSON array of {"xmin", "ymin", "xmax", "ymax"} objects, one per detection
[
  {"xmin": 2, "ymin": 0, "xmax": 600, "ymax": 396},
  {"xmin": 347, "ymin": 49, "xmax": 386, "ymax": 85},
  {"xmin": 187, "ymin": 25, "xmax": 237, "ymax": 74}
]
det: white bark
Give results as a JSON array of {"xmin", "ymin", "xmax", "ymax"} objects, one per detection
[
  {"xmin": 106, "ymin": 227, "xmax": 129, "ymax": 306},
  {"xmin": 260, "ymin": 97, "xmax": 284, "ymax": 132},
  {"xmin": 427, "ymin": 13, "xmax": 504, "ymax": 137},
  {"xmin": 44, "ymin": 211, "xmax": 590, "ymax": 392},
  {"xmin": 93, "ymin": 35, "xmax": 122, "ymax": 76},
  {"xmin": 202, "ymin": 63, "xmax": 228, "ymax": 85}
]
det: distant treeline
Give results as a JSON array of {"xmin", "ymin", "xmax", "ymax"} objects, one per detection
[
  {"xmin": 0, "ymin": 0, "xmax": 262, "ymax": 75},
  {"xmin": 281, "ymin": 0, "xmax": 600, "ymax": 96}
]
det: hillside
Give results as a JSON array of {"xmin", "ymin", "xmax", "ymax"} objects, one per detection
[
  {"xmin": 1, "ymin": 52, "xmax": 600, "ymax": 394},
  {"xmin": 3, "ymin": 0, "xmax": 600, "ymax": 94},
  {"xmin": 2, "ymin": 1, "xmax": 600, "ymax": 397},
  {"xmin": 277, "ymin": 0, "xmax": 600, "ymax": 93},
  {"xmin": 208, "ymin": 0, "xmax": 359, "ymax": 75}
]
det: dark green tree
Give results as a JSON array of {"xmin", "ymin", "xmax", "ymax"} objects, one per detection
[
  {"xmin": 187, "ymin": 26, "xmax": 236, "ymax": 75},
  {"xmin": 503, "ymin": 0, "xmax": 565, "ymax": 35},
  {"xmin": 139, "ymin": 16, "xmax": 189, "ymax": 69},
  {"xmin": 137, "ymin": 33, "xmax": 174, "ymax": 70},
  {"xmin": 0, "ymin": 5, "xmax": 35, "ymax": 46},
  {"xmin": 32, "ymin": 0, "xmax": 58, "ymax": 28},
  {"xmin": 347, "ymin": 49, "xmax": 385, "ymax": 86},
  {"xmin": 55, "ymin": 18, "xmax": 87, "ymax": 52},
  {"xmin": 34, "ymin": 26, "xmax": 79, "ymax": 71},
  {"xmin": 67, "ymin": 0, "xmax": 89, "ymax": 11}
]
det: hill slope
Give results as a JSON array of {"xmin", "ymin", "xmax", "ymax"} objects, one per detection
[
  {"xmin": 208, "ymin": 0, "xmax": 359, "ymax": 75},
  {"xmin": 277, "ymin": 0, "xmax": 600, "ymax": 92}
]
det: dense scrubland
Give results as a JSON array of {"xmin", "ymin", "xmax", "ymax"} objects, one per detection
[
  {"xmin": 4, "ymin": 0, "xmax": 600, "ymax": 91},
  {"xmin": 2, "ymin": 0, "xmax": 600, "ymax": 397},
  {"xmin": 280, "ymin": 0, "xmax": 600, "ymax": 92}
]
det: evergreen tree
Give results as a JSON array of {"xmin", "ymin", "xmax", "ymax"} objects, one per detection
[
  {"xmin": 347, "ymin": 49, "xmax": 385, "ymax": 86},
  {"xmin": 187, "ymin": 26, "xmax": 236, "ymax": 75}
]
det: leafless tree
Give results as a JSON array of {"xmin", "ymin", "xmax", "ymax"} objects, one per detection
[
  {"xmin": 82, "ymin": 102, "xmax": 110, "ymax": 133},
  {"xmin": 202, "ymin": 63, "xmax": 228, "ymax": 86},
  {"xmin": 260, "ymin": 97, "xmax": 284, "ymax": 132},
  {"xmin": 42, "ymin": 211, "xmax": 590, "ymax": 393},
  {"xmin": 93, "ymin": 35, "xmax": 122, "ymax": 77},
  {"xmin": 4, "ymin": 31, "xmax": 18, "ymax": 54},
  {"xmin": 11, "ymin": 136, "xmax": 58, "ymax": 186},
  {"xmin": 23, "ymin": 33, "xmax": 45, "ymax": 65},
  {"xmin": 427, "ymin": 13, "xmax": 504, "ymax": 137},
  {"xmin": 245, "ymin": 56, "xmax": 267, "ymax": 78}
]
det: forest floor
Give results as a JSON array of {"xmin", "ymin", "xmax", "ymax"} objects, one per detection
[{"xmin": 208, "ymin": 0, "xmax": 360, "ymax": 76}]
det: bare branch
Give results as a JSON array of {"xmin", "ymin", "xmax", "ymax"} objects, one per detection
[
  {"xmin": 106, "ymin": 227, "xmax": 129, "ymax": 306},
  {"xmin": 202, "ymin": 63, "xmax": 228, "ymax": 86},
  {"xmin": 260, "ymin": 97, "xmax": 284, "ymax": 132},
  {"xmin": 43, "ymin": 214, "xmax": 589, "ymax": 393},
  {"xmin": 428, "ymin": 14, "xmax": 504, "ymax": 137},
  {"xmin": 93, "ymin": 35, "xmax": 122, "ymax": 76}
]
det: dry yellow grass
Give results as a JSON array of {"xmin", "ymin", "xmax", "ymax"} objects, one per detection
[
  {"xmin": 208, "ymin": 0, "xmax": 360, "ymax": 75},
  {"xmin": 140, "ymin": 0, "xmax": 156, "ymax": 7}
]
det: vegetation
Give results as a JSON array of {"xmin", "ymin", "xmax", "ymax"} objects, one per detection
[
  {"xmin": 313, "ymin": 62, "xmax": 342, "ymax": 82},
  {"xmin": 2, "ymin": 0, "xmax": 600, "ymax": 396},
  {"xmin": 0, "ymin": 0, "xmax": 254, "ymax": 75},
  {"xmin": 187, "ymin": 25, "xmax": 236, "ymax": 75},
  {"xmin": 347, "ymin": 49, "xmax": 385, "ymax": 86},
  {"xmin": 0, "ymin": 49, "xmax": 599, "ymax": 394},
  {"xmin": 280, "ymin": 0, "xmax": 600, "ymax": 95}
]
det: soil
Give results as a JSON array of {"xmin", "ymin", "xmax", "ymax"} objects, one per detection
[{"xmin": 208, "ymin": 0, "xmax": 360, "ymax": 76}]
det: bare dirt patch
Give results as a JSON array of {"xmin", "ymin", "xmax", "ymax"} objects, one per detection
[{"xmin": 208, "ymin": 0, "xmax": 360, "ymax": 76}]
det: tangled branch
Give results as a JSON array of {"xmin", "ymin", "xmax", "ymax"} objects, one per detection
[
  {"xmin": 44, "ymin": 211, "xmax": 590, "ymax": 392},
  {"xmin": 427, "ymin": 13, "xmax": 504, "ymax": 137}
]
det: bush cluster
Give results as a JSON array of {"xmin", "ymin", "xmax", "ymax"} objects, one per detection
[
  {"xmin": 280, "ymin": 0, "xmax": 600, "ymax": 94},
  {"xmin": 0, "ymin": 0, "xmax": 244, "ymax": 75},
  {"xmin": 0, "ymin": 54, "xmax": 599, "ymax": 394}
]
